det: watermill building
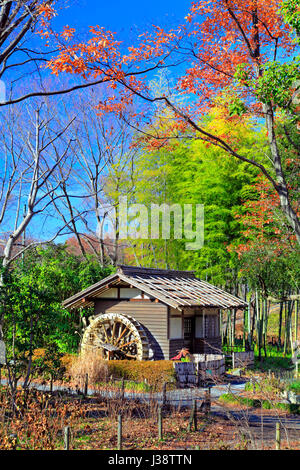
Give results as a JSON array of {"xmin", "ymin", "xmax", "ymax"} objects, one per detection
[{"xmin": 63, "ymin": 265, "xmax": 247, "ymax": 360}]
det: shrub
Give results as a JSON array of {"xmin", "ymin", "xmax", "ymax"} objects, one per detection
[
  {"xmin": 31, "ymin": 345, "xmax": 65, "ymax": 381},
  {"xmin": 106, "ymin": 360, "xmax": 176, "ymax": 390},
  {"xmin": 0, "ymin": 388, "xmax": 82, "ymax": 450},
  {"xmin": 288, "ymin": 380, "xmax": 300, "ymax": 393},
  {"xmin": 218, "ymin": 393, "xmax": 300, "ymax": 414}
]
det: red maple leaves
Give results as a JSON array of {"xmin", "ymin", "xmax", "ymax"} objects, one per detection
[{"xmin": 37, "ymin": 0, "xmax": 297, "ymax": 125}]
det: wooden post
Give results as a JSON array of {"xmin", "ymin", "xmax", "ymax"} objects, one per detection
[
  {"xmin": 117, "ymin": 413, "xmax": 123, "ymax": 450},
  {"xmin": 193, "ymin": 399, "xmax": 197, "ymax": 431},
  {"xmin": 64, "ymin": 426, "xmax": 70, "ymax": 450},
  {"xmin": 121, "ymin": 377, "xmax": 125, "ymax": 400},
  {"xmin": 204, "ymin": 389, "xmax": 211, "ymax": 416},
  {"xmin": 276, "ymin": 422, "xmax": 281, "ymax": 450},
  {"xmin": 84, "ymin": 373, "xmax": 88, "ymax": 397},
  {"xmin": 162, "ymin": 382, "xmax": 167, "ymax": 406},
  {"xmin": 158, "ymin": 405, "xmax": 163, "ymax": 440},
  {"xmin": 188, "ymin": 399, "xmax": 197, "ymax": 432}
]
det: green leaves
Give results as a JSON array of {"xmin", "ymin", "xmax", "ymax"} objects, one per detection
[
  {"xmin": 234, "ymin": 58, "xmax": 300, "ymax": 110},
  {"xmin": 2, "ymin": 245, "xmax": 115, "ymax": 357},
  {"xmin": 281, "ymin": 0, "xmax": 300, "ymax": 40},
  {"xmin": 254, "ymin": 58, "xmax": 300, "ymax": 109},
  {"xmin": 228, "ymin": 98, "xmax": 247, "ymax": 117}
]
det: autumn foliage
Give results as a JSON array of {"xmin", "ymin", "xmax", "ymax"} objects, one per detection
[
  {"xmin": 39, "ymin": 1, "xmax": 297, "ymax": 123},
  {"xmin": 230, "ymin": 174, "xmax": 298, "ymax": 258}
]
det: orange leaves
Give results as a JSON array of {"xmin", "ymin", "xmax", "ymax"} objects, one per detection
[
  {"xmin": 35, "ymin": 0, "xmax": 297, "ymax": 138},
  {"xmin": 61, "ymin": 26, "xmax": 76, "ymax": 41},
  {"xmin": 37, "ymin": 3, "xmax": 56, "ymax": 21},
  {"xmin": 122, "ymin": 25, "xmax": 178, "ymax": 65},
  {"xmin": 36, "ymin": 3, "xmax": 57, "ymax": 41}
]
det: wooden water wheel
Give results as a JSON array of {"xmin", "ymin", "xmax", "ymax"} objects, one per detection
[{"xmin": 81, "ymin": 313, "xmax": 150, "ymax": 360}]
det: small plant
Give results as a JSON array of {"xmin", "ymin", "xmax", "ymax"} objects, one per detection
[
  {"xmin": 0, "ymin": 388, "xmax": 81, "ymax": 449},
  {"xmin": 171, "ymin": 348, "xmax": 192, "ymax": 362}
]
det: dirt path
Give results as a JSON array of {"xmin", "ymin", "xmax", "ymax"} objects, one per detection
[{"xmin": 210, "ymin": 404, "xmax": 300, "ymax": 448}]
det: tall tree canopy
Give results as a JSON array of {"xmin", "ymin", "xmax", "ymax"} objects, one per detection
[
  {"xmin": 43, "ymin": 0, "xmax": 300, "ymax": 245},
  {"xmin": 107, "ymin": 97, "xmax": 264, "ymax": 286}
]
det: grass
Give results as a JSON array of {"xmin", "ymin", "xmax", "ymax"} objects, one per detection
[
  {"xmin": 95, "ymin": 379, "xmax": 152, "ymax": 393},
  {"xmin": 218, "ymin": 393, "xmax": 300, "ymax": 414},
  {"xmin": 288, "ymin": 380, "xmax": 300, "ymax": 393}
]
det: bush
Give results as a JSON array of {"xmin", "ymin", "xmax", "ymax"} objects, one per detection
[
  {"xmin": 106, "ymin": 360, "xmax": 176, "ymax": 390},
  {"xmin": 31, "ymin": 345, "xmax": 65, "ymax": 381},
  {"xmin": 288, "ymin": 380, "xmax": 300, "ymax": 393}
]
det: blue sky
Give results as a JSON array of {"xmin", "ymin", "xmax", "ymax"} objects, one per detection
[
  {"xmin": 53, "ymin": 0, "xmax": 191, "ymax": 34},
  {"xmin": 0, "ymin": 1, "xmax": 194, "ymax": 246}
]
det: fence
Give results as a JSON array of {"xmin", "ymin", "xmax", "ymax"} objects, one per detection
[
  {"xmin": 232, "ymin": 351, "xmax": 254, "ymax": 369},
  {"xmin": 174, "ymin": 354, "xmax": 225, "ymax": 387},
  {"xmin": 61, "ymin": 395, "xmax": 284, "ymax": 451}
]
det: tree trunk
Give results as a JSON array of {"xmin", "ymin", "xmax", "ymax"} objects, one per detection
[{"xmin": 263, "ymin": 103, "xmax": 300, "ymax": 245}]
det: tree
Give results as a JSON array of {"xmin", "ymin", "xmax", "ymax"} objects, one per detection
[
  {"xmin": 0, "ymin": 1, "xmax": 54, "ymax": 80},
  {"xmin": 41, "ymin": 86, "xmax": 140, "ymax": 266},
  {"xmin": 229, "ymin": 165, "xmax": 299, "ymax": 357},
  {"xmin": 231, "ymin": 112, "xmax": 300, "ymax": 293},
  {"xmin": 0, "ymin": 1, "xmax": 123, "ymax": 107},
  {"xmin": 108, "ymin": 96, "xmax": 263, "ymax": 285},
  {"xmin": 45, "ymin": 0, "xmax": 300, "ymax": 245},
  {"xmin": 0, "ymin": 99, "xmax": 84, "ymax": 356},
  {"xmin": 0, "ymin": 244, "xmax": 114, "ymax": 391},
  {"xmin": 0, "ymin": 101, "xmax": 75, "ymax": 269}
]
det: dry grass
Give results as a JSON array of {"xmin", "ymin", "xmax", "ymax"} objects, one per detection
[
  {"xmin": 1, "ymin": 383, "xmax": 299, "ymax": 450},
  {"xmin": 67, "ymin": 352, "xmax": 108, "ymax": 388}
]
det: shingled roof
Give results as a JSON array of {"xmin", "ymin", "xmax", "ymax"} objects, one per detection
[{"xmin": 63, "ymin": 265, "xmax": 247, "ymax": 311}]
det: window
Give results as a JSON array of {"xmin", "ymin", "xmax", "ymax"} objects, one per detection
[
  {"xmin": 119, "ymin": 288, "xmax": 141, "ymax": 298},
  {"xmin": 99, "ymin": 288, "xmax": 118, "ymax": 298},
  {"xmin": 184, "ymin": 318, "xmax": 192, "ymax": 339},
  {"xmin": 169, "ymin": 317, "xmax": 182, "ymax": 339}
]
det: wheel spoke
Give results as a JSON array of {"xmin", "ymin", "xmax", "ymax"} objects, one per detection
[
  {"xmin": 111, "ymin": 321, "xmax": 117, "ymax": 342},
  {"xmin": 100, "ymin": 323, "xmax": 110, "ymax": 343},
  {"xmin": 124, "ymin": 353, "xmax": 138, "ymax": 359},
  {"xmin": 115, "ymin": 326, "xmax": 130, "ymax": 344},
  {"xmin": 119, "ymin": 338, "xmax": 138, "ymax": 349}
]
